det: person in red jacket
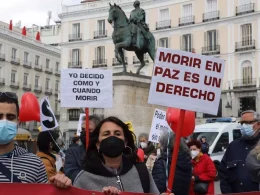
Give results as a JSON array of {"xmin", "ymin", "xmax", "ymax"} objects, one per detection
[{"xmin": 187, "ymin": 140, "xmax": 216, "ymax": 195}]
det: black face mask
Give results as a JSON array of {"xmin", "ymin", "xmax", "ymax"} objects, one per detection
[
  {"xmin": 99, "ymin": 136, "xmax": 125, "ymax": 158},
  {"xmin": 52, "ymin": 142, "xmax": 60, "ymax": 153}
]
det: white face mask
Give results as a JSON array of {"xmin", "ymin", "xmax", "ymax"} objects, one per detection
[
  {"xmin": 140, "ymin": 142, "xmax": 148, "ymax": 149},
  {"xmin": 191, "ymin": 150, "xmax": 199, "ymax": 159}
]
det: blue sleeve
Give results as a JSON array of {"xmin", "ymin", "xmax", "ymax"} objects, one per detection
[
  {"xmin": 220, "ymin": 147, "xmax": 232, "ymax": 194},
  {"xmin": 64, "ymin": 147, "xmax": 81, "ymax": 182},
  {"xmin": 152, "ymin": 159, "xmax": 167, "ymax": 193}
]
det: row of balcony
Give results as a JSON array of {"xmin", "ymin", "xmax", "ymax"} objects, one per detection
[
  {"xmin": 0, "ymin": 55, "xmax": 61, "ymax": 76},
  {"xmin": 68, "ymin": 55, "xmax": 150, "ymax": 68},
  {"xmin": 68, "ymin": 3, "xmax": 254, "ymax": 41},
  {"xmin": 228, "ymin": 78, "xmax": 259, "ymax": 89}
]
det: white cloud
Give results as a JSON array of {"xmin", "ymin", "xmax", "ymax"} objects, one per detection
[{"xmin": 0, "ymin": 0, "xmax": 78, "ymax": 27}]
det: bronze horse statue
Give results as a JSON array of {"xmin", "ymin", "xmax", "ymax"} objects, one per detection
[{"xmin": 107, "ymin": 3, "xmax": 155, "ymax": 74}]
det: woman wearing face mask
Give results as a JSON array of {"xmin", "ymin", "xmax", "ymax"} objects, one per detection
[
  {"xmin": 187, "ymin": 140, "xmax": 216, "ymax": 195},
  {"xmin": 73, "ymin": 117, "xmax": 172, "ymax": 195},
  {"xmin": 138, "ymin": 133, "xmax": 155, "ymax": 162},
  {"xmin": 37, "ymin": 131, "xmax": 64, "ymax": 179}
]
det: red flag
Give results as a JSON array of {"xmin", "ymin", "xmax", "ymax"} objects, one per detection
[
  {"xmin": 9, "ymin": 20, "xmax": 12, "ymax": 30},
  {"xmin": 36, "ymin": 31, "xmax": 41, "ymax": 41},
  {"xmin": 22, "ymin": 26, "xmax": 26, "ymax": 36}
]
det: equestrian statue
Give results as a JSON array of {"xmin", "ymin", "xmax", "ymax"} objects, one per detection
[{"xmin": 108, "ymin": 0, "xmax": 155, "ymax": 74}]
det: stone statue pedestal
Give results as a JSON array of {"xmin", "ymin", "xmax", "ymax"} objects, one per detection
[{"xmin": 94, "ymin": 72, "xmax": 166, "ymax": 138}]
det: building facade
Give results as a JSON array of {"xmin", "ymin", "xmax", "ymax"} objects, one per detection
[
  {"xmin": 58, "ymin": 0, "xmax": 260, "ymax": 133},
  {"xmin": 0, "ymin": 22, "xmax": 61, "ymax": 138}
]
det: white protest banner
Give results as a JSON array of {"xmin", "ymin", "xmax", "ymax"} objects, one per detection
[
  {"xmin": 149, "ymin": 109, "xmax": 170, "ymax": 143},
  {"xmin": 148, "ymin": 48, "xmax": 225, "ymax": 115},
  {"xmin": 61, "ymin": 69, "xmax": 113, "ymax": 108},
  {"xmin": 77, "ymin": 113, "xmax": 86, "ymax": 136},
  {"xmin": 40, "ymin": 97, "xmax": 59, "ymax": 131}
]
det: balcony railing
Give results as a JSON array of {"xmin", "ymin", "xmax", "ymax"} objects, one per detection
[
  {"xmin": 34, "ymin": 64, "xmax": 42, "ymax": 71},
  {"xmin": 93, "ymin": 59, "xmax": 107, "ymax": 68},
  {"xmin": 68, "ymin": 61, "xmax": 82, "ymax": 68},
  {"xmin": 94, "ymin": 30, "xmax": 107, "ymax": 39},
  {"xmin": 233, "ymin": 78, "xmax": 256, "ymax": 89},
  {"xmin": 179, "ymin": 16, "xmax": 195, "ymax": 26},
  {"xmin": 10, "ymin": 57, "xmax": 20, "ymax": 65},
  {"xmin": 23, "ymin": 61, "xmax": 32, "ymax": 69},
  {"xmin": 10, "ymin": 81, "xmax": 19, "ymax": 89},
  {"xmin": 235, "ymin": 40, "xmax": 255, "ymax": 52},
  {"xmin": 69, "ymin": 33, "xmax": 83, "ymax": 42},
  {"xmin": 0, "ymin": 53, "xmax": 5, "ymax": 61},
  {"xmin": 22, "ymin": 83, "xmax": 32, "ymax": 91},
  {"xmin": 55, "ymin": 89, "xmax": 59, "ymax": 96},
  {"xmin": 202, "ymin": 45, "xmax": 220, "ymax": 55},
  {"xmin": 203, "ymin": 11, "xmax": 220, "ymax": 22},
  {"xmin": 69, "ymin": 115, "xmax": 79, "ymax": 121},
  {"xmin": 112, "ymin": 57, "xmax": 128, "ymax": 66},
  {"xmin": 45, "ymin": 88, "xmax": 52, "ymax": 95},
  {"xmin": 236, "ymin": 3, "xmax": 254, "ymax": 16},
  {"xmin": 133, "ymin": 54, "xmax": 149, "ymax": 64},
  {"xmin": 181, "ymin": 47, "xmax": 193, "ymax": 52},
  {"xmin": 34, "ymin": 86, "xmax": 42, "ymax": 93},
  {"xmin": 45, "ymin": 67, "xmax": 53, "ymax": 74},
  {"xmin": 55, "ymin": 69, "xmax": 60, "ymax": 76},
  {"xmin": 156, "ymin": 20, "xmax": 171, "ymax": 30},
  {"xmin": 0, "ymin": 78, "xmax": 5, "ymax": 85}
]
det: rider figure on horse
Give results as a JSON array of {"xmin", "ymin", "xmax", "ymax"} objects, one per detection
[{"xmin": 129, "ymin": 0, "xmax": 150, "ymax": 50}]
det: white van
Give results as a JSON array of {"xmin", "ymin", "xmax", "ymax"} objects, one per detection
[{"xmin": 191, "ymin": 117, "xmax": 242, "ymax": 180}]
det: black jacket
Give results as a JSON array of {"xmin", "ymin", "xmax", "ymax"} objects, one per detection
[
  {"xmin": 220, "ymin": 134, "xmax": 260, "ymax": 194},
  {"xmin": 64, "ymin": 145, "xmax": 86, "ymax": 182},
  {"xmin": 152, "ymin": 151, "xmax": 192, "ymax": 195}
]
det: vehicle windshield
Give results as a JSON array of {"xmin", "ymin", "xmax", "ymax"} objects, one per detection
[{"xmin": 191, "ymin": 132, "xmax": 219, "ymax": 146}]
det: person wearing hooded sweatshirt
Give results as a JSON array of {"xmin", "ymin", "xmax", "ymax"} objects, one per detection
[
  {"xmin": 0, "ymin": 92, "xmax": 71, "ymax": 188},
  {"xmin": 64, "ymin": 115, "xmax": 101, "ymax": 182},
  {"xmin": 220, "ymin": 110, "xmax": 260, "ymax": 193},
  {"xmin": 152, "ymin": 131, "xmax": 192, "ymax": 195}
]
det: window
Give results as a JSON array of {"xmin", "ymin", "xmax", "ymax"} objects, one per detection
[
  {"xmin": 68, "ymin": 109, "xmax": 80, "ymax": 121},
  {"xmin": 182, "ymin": 34, "xmax": 192, "ymax": 52},
  {"xmin": 46, "ymin": 59, "xmax": 50, "ymax": 68},
  {"xmin": 241, "ymin": 24, "xmax": 252, "ymax": 46},
  {"xmin": 55, "ymin": 80, "xmax": 59, "ymax": 91},
  {"xmin": 12, "ymin": 48, "xmax": 17, "ymax": 58},
  {"xmin": 24, "ymin": 73, "xmax": 28, "ymax": 84},
  {"xmin": 0, "ymin": 44, "xmax": 2, "ymax": 53},
  {"xmin": 213, "ymin": 132, "xmax": 229, "ymax": 153},
  {"xmin": 207, "ymin": 0, "xmax": 217, "ymax": 11},
  {"xmin": 45, "ymin": 78, "xmax": 50, "ymax": 90},
  {"xmin": 96, "ymin": 46, "xmax": 105, "ymax": 61},
  {"xmin": 160, "ymin": 8, "xmax": 169, "ymax": 21},
  {"xmin": 233, "ymin": 129, "xmax": 242, "ymax": 140},
  {"xmin": 55, "ymin": 101, "xmax": 59, "ymax": 112},
  {"xmin": 183, "ymin": 4, "xmax": 192, "ymax": 16},
  {"xmin": 97, "ymin": 20, "xmax": 105, "ymax": 35},
  {"xmin": 159, "ymin": 38, "xmax": 169, "ymax": 48},
  {"xmin": 204, "ymin": 30, "xmax": 218, "ymax": 50},
  {"xmin": 56, "ymin": 62, "xmax": 59, "ymax": 71},
  {"xmin": 35, "ymin": 56, "xmax": 40, "ymax": 65},
  {"xmin": 0, "ymin": 67, "xmax": 2, "ymax": 77},
  {"xmin": 242, "ymin": 60, "xmax": 252, "ymax": 84},
  {"xmin": 72, "ymin": 23, "xmax": 80, "ymax": 36},
  {"xmin": 72, "ymin": 49, "xmax": 80, "ymax": 64},
  {"xmin": 11, "ymin": 70, "xmax": 16, "ymax": 82},
  {"xmin": 24, "ymin": 52, "xmax": 29, "ymax": 62},
  {"xmin": 35, "ymin": 76, "xmax": 39, "ymax": 87}
]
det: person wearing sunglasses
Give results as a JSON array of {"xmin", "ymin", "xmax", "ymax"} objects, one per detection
[
  {"xmin": 220, "ymin": 110, "xmax": 260, "ymax": 194},
  {"xmin": 0, "ymin": 92, "xmax": 71, "ymax": 188}
]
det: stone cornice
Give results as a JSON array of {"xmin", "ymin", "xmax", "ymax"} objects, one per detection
[
  {"xmin": 0, "ymin": 29, "xmax": 60, "ymax": 57},
  {"xmin": 59, "ymin": 0, "xmax": 188, "ymax": 19}
]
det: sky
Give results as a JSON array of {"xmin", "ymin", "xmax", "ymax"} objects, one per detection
[{"xmin": 0, "ymin": 0, "xmax": 80, "ymax": 27}]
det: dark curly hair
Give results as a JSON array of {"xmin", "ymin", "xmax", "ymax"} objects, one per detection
[
  {"xmin": 187, "ymin": 140, "xmax": 202, "ymax": 149},
  {"xmin": 84, "ymin": 116, "xmax": 138, "ymax": 166}
]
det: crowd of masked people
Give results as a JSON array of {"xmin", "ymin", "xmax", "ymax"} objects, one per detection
[{"xmin": 1, "ymin": 92, "xmax": 260, "ymax": 195}]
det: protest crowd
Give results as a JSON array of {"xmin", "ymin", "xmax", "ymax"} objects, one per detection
[{"xmin": 1, "ymin": 90, "xmax": 260, "ymax": 195}]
